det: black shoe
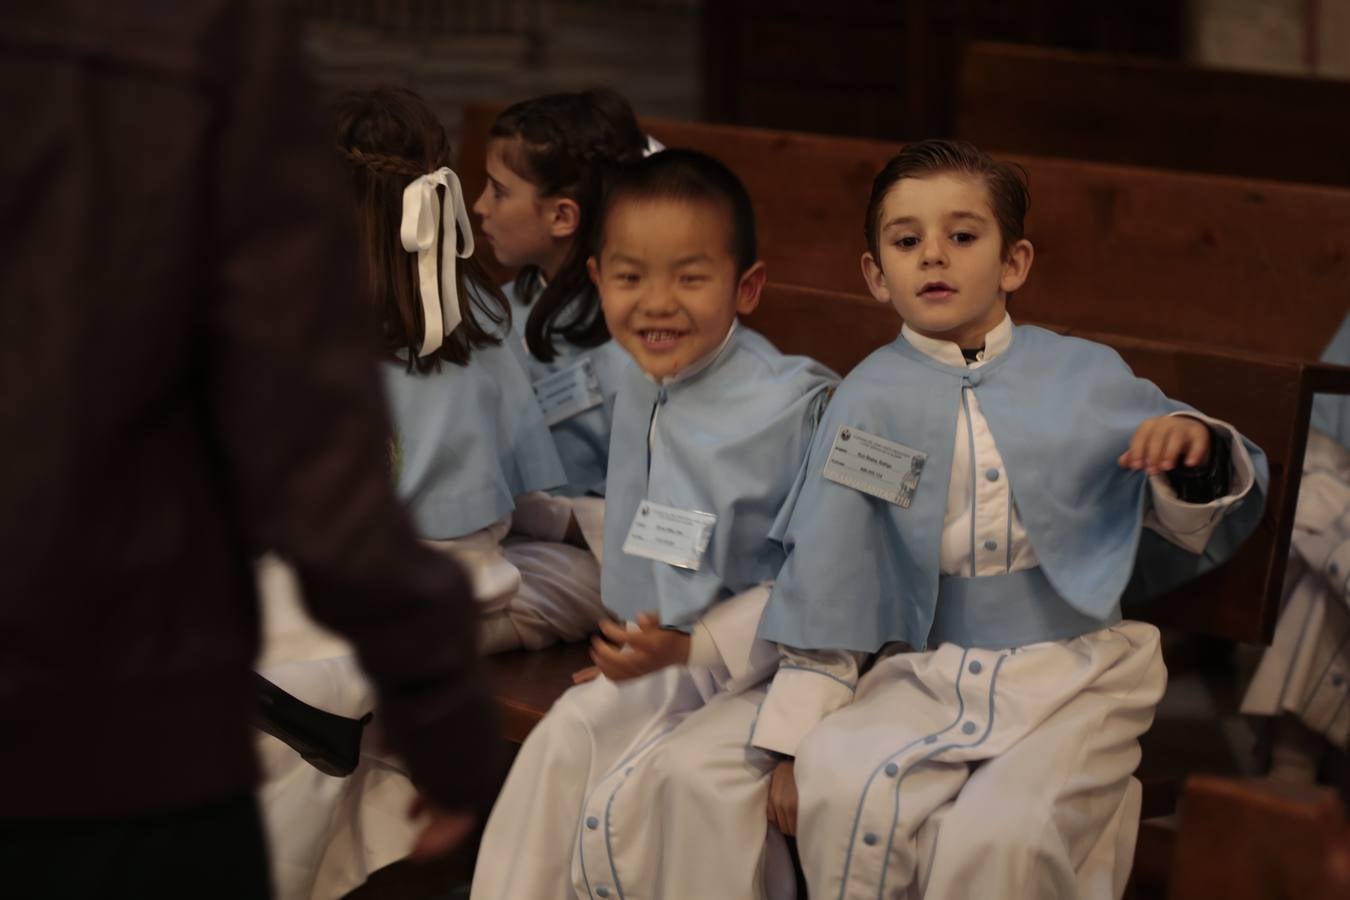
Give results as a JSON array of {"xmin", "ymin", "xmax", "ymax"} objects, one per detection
[{"xmin": 252, "ymin": 673, "xmax": 372, "ymax": 777}]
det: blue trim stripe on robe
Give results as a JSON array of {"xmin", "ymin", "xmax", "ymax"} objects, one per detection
[
  {"xmin": 504, "ymin": 279, "xmax": 628, "ymax": 498},
  {"xmin": 383, "ymin": 338, "xmax": 566, "ymax": 540},
  {"xmin": 758, "ymin": 324, "xmax": 1269, "ymax": 654},
  {"xmin": 602, "ymin": 326, "xmax": 838, "ymax": 628}
]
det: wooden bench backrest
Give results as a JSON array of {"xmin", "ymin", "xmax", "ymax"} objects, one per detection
[
  {"xmin": 460, "ymin": 105, "xmax": 1350, "ymax": 362},
  {"xmin": 958, "ymin": 41, "xmax": 1350, "ymax": 189}
]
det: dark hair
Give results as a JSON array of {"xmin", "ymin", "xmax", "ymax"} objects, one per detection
[
  {"xmin": 864, "ymin": 139, "xmax": 1030, "ymax": 261},
  {"xmin": 334, "ymin": 86, "xmax": 508, "ymax": 372},
  {"xmin": 490, "ymin": 88, "xmax": 647, "ymax": 362},
  {"xmin": 596, "ymin": 148, "xmax": 757, "ymax": 275}
]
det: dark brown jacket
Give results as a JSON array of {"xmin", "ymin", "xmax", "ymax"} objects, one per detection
[{"xmin": 0, "ymin": 0, "xmax": 499, "ymax": 821}]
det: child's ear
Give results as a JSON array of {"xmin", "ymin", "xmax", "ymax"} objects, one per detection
[
  {"xmin": 860, "ymin": 251, "xmax": 891, "ymax": 305},
  {"xmin": 999, "ymin": 239, "xmax": 1034, "ymax": 294},
  {"xmin": 734, "ymin": 261, "xmax": 767, "ymax": 316},
  {"xmin": 549, "ymin": 197, "xmax": 582, "ymax": 239},
  {"xmin": 586, "ymin": 256, "xmax": 601, "ymax": 288}
]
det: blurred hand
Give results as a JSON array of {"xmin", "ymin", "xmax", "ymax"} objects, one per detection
[
  {"xmin": 767, "ymin": 759, "xmax": 798, "ymax": 836},
  {"xmin": 1119, "ymin": 415, "xmax": 1210, "ymax": 476},
  {"xmin": 590, "ymin": 612, "xmax": 690, "ymax": 681},
  {"xmin": 572, "ymin": 665, "xmax": 601, "ymax": 684},
  {"xmin": 406, "ymin": 794, "xmax": 475, "ymax": 862}
]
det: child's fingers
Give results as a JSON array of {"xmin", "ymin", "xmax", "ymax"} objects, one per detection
[
  {"xmin": 1155, "ymin": 426, "xmax": 1183, "ymax": 472},
  {"xmin": 571, "ymin": 665, "xmax": 600, "ymax": 685},
  {"xmin": 635, "ymin": 611, "xmax": 661, "ymax": 631},
  {"xmin": 1121, "ymin": 419, "xmax": 1155, "ymax": 469},
  {"xmin": 590, "ymin": 636, "xmax": 633, "ymax": 678},
  {"xmin": 1183, "ymin": 424, "xmax": 1211, "ymax": 468},
  {"xmin": 1143, "ymin": 422, "xmax": 1172, "ymax": 473},
  {"xmin": 597, "ymin": 618, "xmax": 630, "ymax": 647}
]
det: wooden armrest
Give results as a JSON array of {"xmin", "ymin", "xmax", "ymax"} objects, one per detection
[
  {"xmin": 1168, "ymin": 775, "xmax": 1346, "ymax": 900},
  {"xmin": 486, "ymin": 643, "xmax": 590, "ymax": 743}
]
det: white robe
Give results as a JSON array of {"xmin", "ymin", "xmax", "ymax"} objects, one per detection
[
  {"xmin": 1243, "ymin": 429, "xmax": 1350, "ymax": 749},
  {"xmin": 255, "ymin": 513, "xmax": 605, "ymax": 900},
  {"xmin": 472, "ymin": 325, "xmax": 835, "ymax": 899},
  {"xmin": 470, "ymin": 585, "xmax": 785, "ymax": 900},
  {"xmin": 752, "ymin": 319, "xmax": 1256, "ymax": 900}
]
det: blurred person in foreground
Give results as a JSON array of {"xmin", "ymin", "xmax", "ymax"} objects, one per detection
[{"xmin": 0, "ymin": 2, "xmax": 500, "ymax": 897}]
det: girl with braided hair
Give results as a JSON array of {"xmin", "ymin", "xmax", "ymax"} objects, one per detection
[
  {"xmin": 473, "ymin": 88, "xmax": 655, "ymax": 658},
  {"xmin": 323, "ymin": 85, "xmax": 581, "ymax": 651},
  {"xmin": 254, "ymin": 86, "xmax": 589, "ymax": 900}
]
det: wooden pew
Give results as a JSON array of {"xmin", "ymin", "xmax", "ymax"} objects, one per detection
[
  {"xmin": 1166, "ymin": 775, "xmax": 1347, "ymax": 900},
  {"xmin": 460, "ymin": 104, "xmax": 1350, "ymax": 363},
  {"xmin": 958, "ymin": 41, "xmax": 1350, "ymax": 189}
]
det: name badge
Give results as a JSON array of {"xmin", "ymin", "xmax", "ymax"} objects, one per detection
[
  {"xmin": 622, "ymin": 501, "xmax": 717, "ymax": 570},
  {"xmin": 533, "ymin": 358, "xmax": 604, "ymax": 426},
  {"xmin": 822, "ymin": 425, "xmax": 927, "ymax": 509}
]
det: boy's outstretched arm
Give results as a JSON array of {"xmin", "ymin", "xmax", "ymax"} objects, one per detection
[{"xmin": 1128, "ymin": 412, "xmax": 1261, "ymax": 554}]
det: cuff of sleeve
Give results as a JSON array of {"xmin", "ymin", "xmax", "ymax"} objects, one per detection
[
  {"xmin": 687, "ymin": 621, "xmax": 721, "ymax": 669},
  {"xmin": 1147, "ymin": 414, "xmax": 1256, "ymax": 553},
  {"xmin": 751, "ymin": 666, "xmax": 855, "ymax": 758},
  {"xmin": 570, "ymin": 495, "xmax": 607, "ymax": 561},
  {"xmin": 693, "ymin": 584, "xmax": 777, "ymax": 684},
  {"xmin": 1166, "ymin": 412, "xmax": 1256, "ymax": 502},
  {"xmin": 509, "ymin": 491, "xmax": 572, "ymax": 543}
]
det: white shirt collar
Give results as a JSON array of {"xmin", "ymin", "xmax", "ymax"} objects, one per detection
[
  {"xmin": 901, "ymin": 313, "xmax": 1013, "ymax": 368},
  {"xmin": 645, "ymin": 319, "xmax": 739, "ymax": 386}
]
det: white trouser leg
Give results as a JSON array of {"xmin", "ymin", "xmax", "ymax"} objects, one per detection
[
  {"xmin": 922, "ymin": 626, "xmax": 1164, "ymax": 900},
  {"xmin": 796, "ymin": 623, "xmax": 1165, "ymax": 900},
  {"xmin": 585, "ymin": 685, "xmax": 793, "ymax": 900},
  {"xmin": 483, "ymin": 540, "xmax": 604, "ymax": 653},
  {"xmin": 472, "ymin": 668, "xmax": 705, "ymax": 899}
]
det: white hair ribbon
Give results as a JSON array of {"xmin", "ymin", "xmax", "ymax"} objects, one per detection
[
  {"xmin": 643, "ymin": 135, "xmax": 665, "ymax": 158},
  {"xmin": 400, "ymin": 167, "xmax": 475, "ymax": 357}
]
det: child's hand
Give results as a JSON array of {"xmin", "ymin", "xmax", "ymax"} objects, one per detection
[
  {"xmin": 1119, "ymin": 415, "xmax": 1210, "ymax": 476},
  {"xmin": 767, "ymin": 759, "xmax": 798, "ymax": 836},
  {"xmin": 589, "ymin": 612, "xmax": 690, "ymax": 681},
  {"xmin": 571, "ymin": 665, "xmax": 601, "ymax": 685},
  {"xmin": 406, "ymin": 794, "xmax": 475, "ymax": 862}
]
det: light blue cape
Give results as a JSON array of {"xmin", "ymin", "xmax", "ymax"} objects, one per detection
[
  {"xmin": 602, "ymin": 327, "xmax": 838, "ymax": 627},
  {"xmin": 758, "ymin": 325, "xmax": 1269, "ymax": 653},
  {"xmin": 383, "ymin": 338, "xmax": 565, "ymax": 540}
]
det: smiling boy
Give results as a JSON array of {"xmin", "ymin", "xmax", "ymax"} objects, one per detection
[
  {"xmin": 750, "ymin": 140, "xmax": 1269, "ymax": 899},
  {"xmin": 471, "ymin": 149, "xmax": 837, "ymax": 900}
]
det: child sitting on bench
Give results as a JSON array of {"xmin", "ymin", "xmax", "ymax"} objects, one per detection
[
  {"xmin": 471, "ymin": 149, "xmax": 837, "ymax": 899},
  {"xmin": 749, "ymin": 139, "xmax": 1268, "ymax": 900}
]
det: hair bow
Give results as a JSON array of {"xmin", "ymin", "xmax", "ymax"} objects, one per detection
[{"xmin": 400, "ymin": 167, "xmax": 475, "ymax": 357}]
